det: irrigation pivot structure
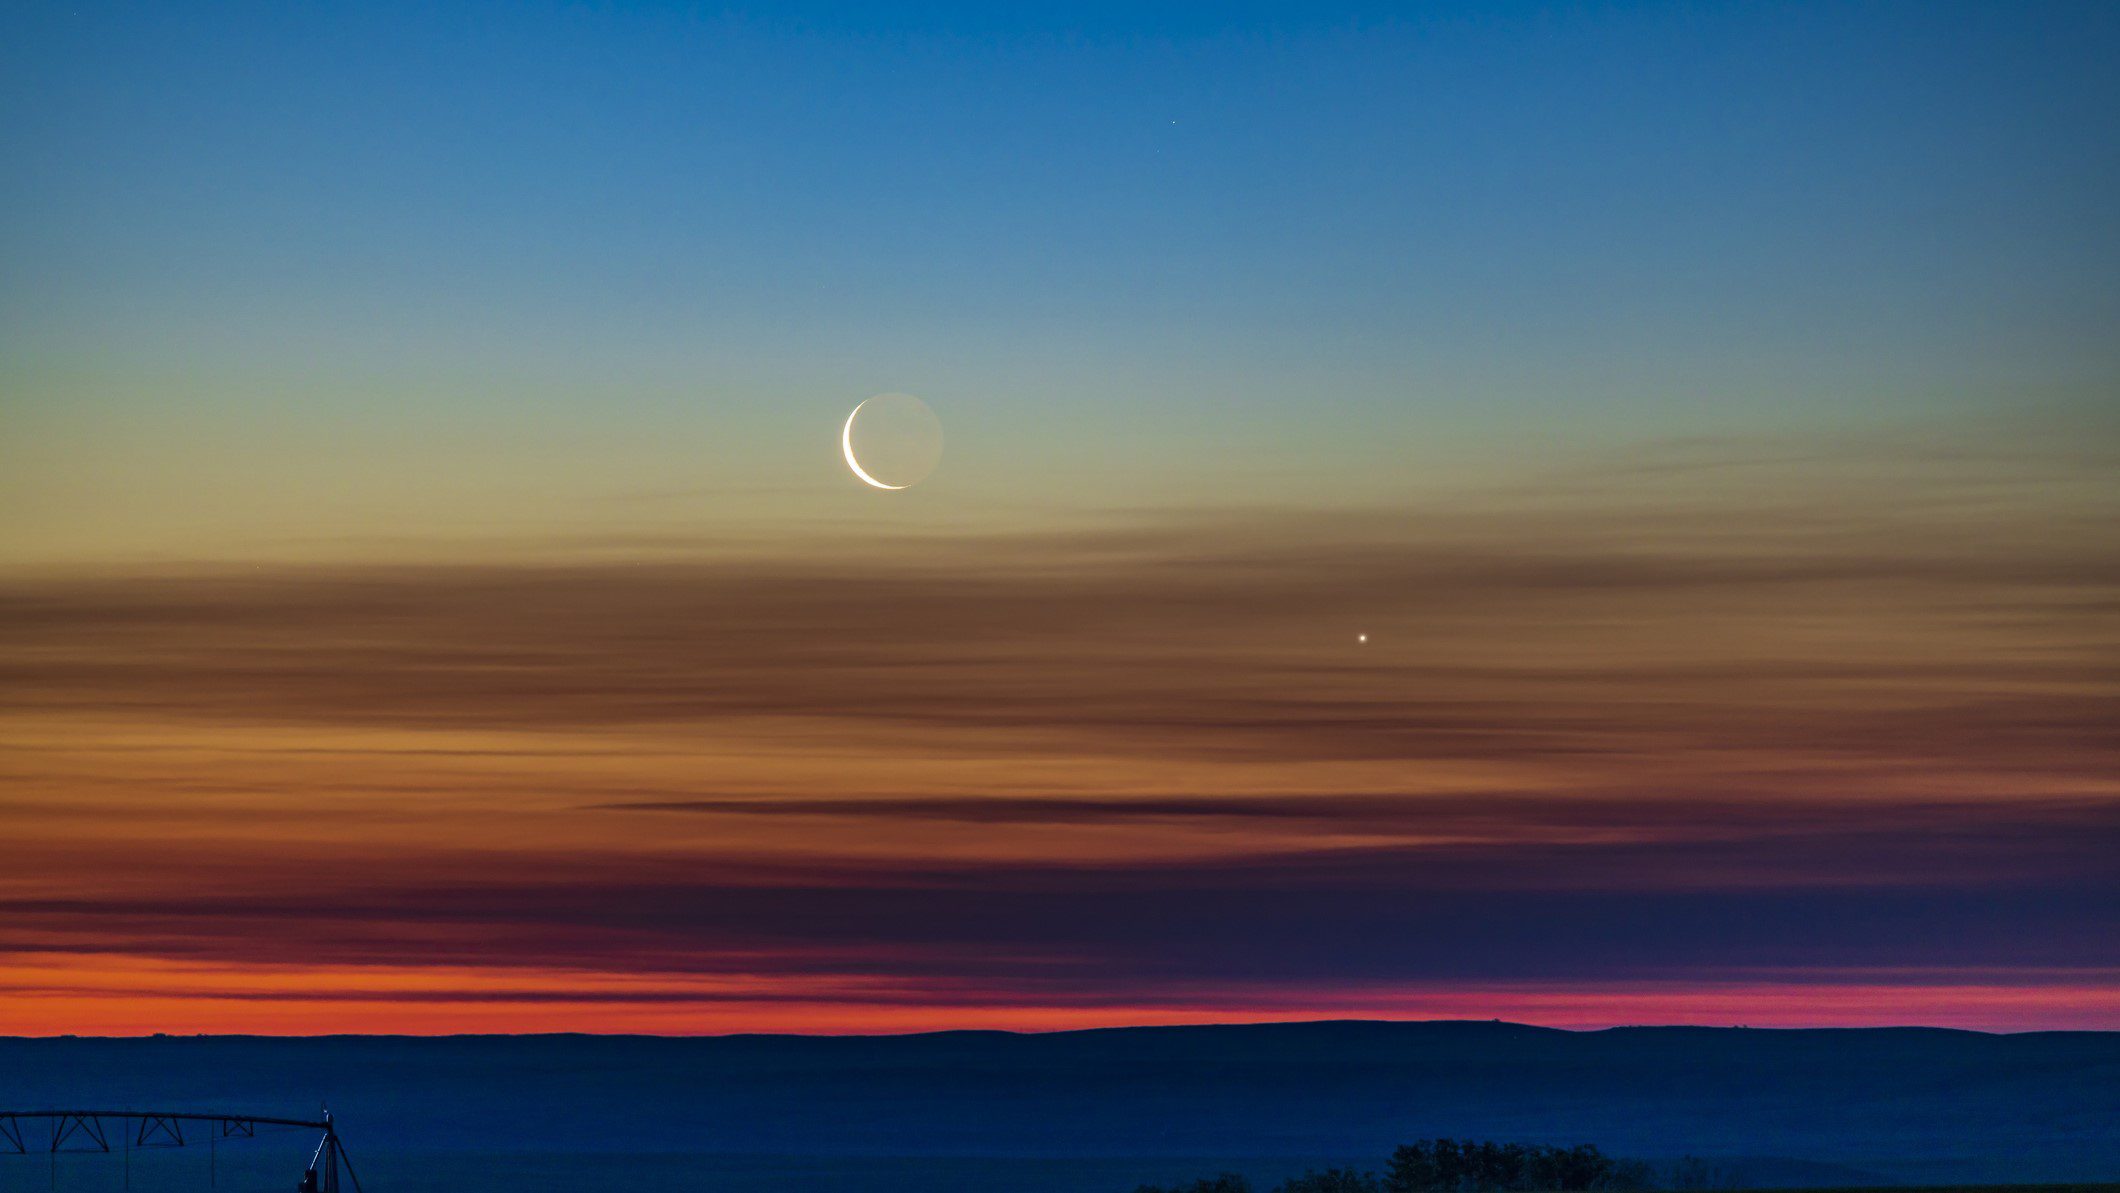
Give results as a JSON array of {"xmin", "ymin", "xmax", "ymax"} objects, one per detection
[{"xmin": 0, "ymin": 1108, "xmax": 361, "ymax": 1190}]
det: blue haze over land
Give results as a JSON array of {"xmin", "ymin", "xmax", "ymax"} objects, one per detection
[{"xmin": 3, "ymin": 1022, "xmax": 2117, "ymax": 1191}]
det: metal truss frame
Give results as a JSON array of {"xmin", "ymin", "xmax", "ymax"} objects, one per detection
[{"xmin": 0, "ymin": 1109, "xmax": 360, "ymax": 1190}]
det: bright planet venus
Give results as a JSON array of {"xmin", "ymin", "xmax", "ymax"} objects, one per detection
[{"xmin": 842, "ymin": 393, "xmax": 944, "ymax": 490}]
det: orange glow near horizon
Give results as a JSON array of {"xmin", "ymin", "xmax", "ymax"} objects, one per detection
[{"xmin": 8, "ymin": 952, "xmax": 2119, "ymax": 1037}]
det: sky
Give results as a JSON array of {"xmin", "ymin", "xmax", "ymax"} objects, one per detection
[{"xmin": 1, "ymin": 1, "xmax": 2116, "ymax": 1035}]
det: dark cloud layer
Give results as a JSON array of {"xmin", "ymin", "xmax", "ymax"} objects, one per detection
[{"xmin": 4, "ymin": 804, "xmax": 2115, "ymax": 992}]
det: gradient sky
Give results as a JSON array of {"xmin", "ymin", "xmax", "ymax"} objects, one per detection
[{"xmin": 2, "ymin": 1, "xmax": 2116, "ymax": 1035}]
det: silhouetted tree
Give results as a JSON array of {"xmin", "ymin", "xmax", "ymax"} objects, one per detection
[
  {"xmin": 1552, "ymin": 1143, "xmax": 1611, "ymax": 1190},
  {"xmin": 1274, "ymin": 1167, "xmax": 1383, "ymax": 1193},
  {"xmin": 1381, "ymin": 1138, "xmax": 1649, "ymax": 1191},
  {"xmin": 1146, "ymin": 1137, "xmax": 1666, "ymax": 1193},
  {"xmin": 1135, "ymin": 1174, "xmax": 1254, "ymax": 1193},
  {"xmin": 1384, "ymin": 1140, "xmax": 1440, "ymax": 1192}
]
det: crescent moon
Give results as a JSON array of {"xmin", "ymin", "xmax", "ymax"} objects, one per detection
[{"xmin": 841, "ymin": 399, "xmax": 906, "ymax": 490}]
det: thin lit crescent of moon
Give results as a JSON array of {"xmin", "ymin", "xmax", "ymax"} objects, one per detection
[{"xmin": 841, "ymin": 399, "xmax": 906, "ymax": 490}]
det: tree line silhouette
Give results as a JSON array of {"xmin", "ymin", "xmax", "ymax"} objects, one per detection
[{"xmin": 1134, "ymin": 1137, "xmax": 1738, "ymax": 1193}]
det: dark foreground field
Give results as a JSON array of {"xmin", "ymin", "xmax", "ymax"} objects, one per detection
[
  {"xmin": 2, "ymin": 1021, "xmax": 2116, "ymax": 1189},
  {"xmin": 7, "ymin": 1158, "xmax": 2120, "ymax": 1193}
]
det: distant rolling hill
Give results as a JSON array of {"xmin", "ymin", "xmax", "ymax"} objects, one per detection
[{"xmin": 2, "ymin": 1021, "xmax": 2116, "ymax": 1190}]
